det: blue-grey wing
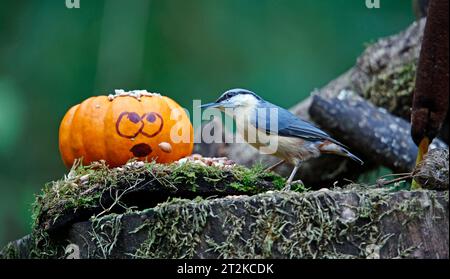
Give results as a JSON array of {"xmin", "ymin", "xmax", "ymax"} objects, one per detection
[{"xmin": 250, "ymin": 102, "xmax": 346, "ymax": 147}]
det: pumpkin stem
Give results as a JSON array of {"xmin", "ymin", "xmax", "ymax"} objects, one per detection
[{"xmin": 108, "ymin": 89, "xmax": 162, "ymax": 101}]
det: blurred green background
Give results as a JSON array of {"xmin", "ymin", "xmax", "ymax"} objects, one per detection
[{"xmin": 0, "ymin": 0, "xmax": 414, "ymax": 247}]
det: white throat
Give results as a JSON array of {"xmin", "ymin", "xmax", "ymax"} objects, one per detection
[{"xmin": 223, "ymin": 95, "xmax": 258, "ymax": 121}]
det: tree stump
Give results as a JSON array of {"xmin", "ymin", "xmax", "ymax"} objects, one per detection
[
  {"xmin": 1, "ymin": 157, "xmax": 448, "ymax": 259},
  {"xmin": 2, "ymin": 188, "xmax": 448, "ymax": 259}
]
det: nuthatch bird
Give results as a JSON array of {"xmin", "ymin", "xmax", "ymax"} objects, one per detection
[{"xmin": 201, "ymin": 89, "xmax": 363, "ymax": 189}]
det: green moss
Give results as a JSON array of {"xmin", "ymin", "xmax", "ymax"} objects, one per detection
[
  {"xmin": 0, "ymin": 242, "xmax": 20, "ymax": 259},
  {"xmin": 211, "ymin": 189, "xmax": 444, "ymax": 259},
  {"xmin": 388, "ymin": 192, "xmax": 427, "ymax": 225},
  {"xmin": 167, "ymin": 161, "xmax": 298, "ymax": 194},
  {"xmin": 0, "ymin": 227, "xmax": 66, "ymax": 259},
  {"xmin": 88, "ymin": 214, "xmax": 123, "ymax": 259},
  {"xmin": 15, "ymin": 187, "xmax": 448, "ymax": 259},
  {"xmin": 28, "ymin": 229, "xmax": 67, "ymax": 259},
  {"xmin": 31, "ymin": 159, "xmax": 295, "ymax": 235},
  {"xmin": 27, "ymin": 159, "xmax": 444, "ymax": 259},
  {"xmin": 364, "ymin": 60, "xmax": 417, "ymax": 119},
  {"xmin": 229, "ymin": 164, "xmax": 306, "ymax": 193},
  {"xmin": 169, "ymin": 161, "xmax": 225, "ymax": 187},
  {"xmin": 134, "ymin": 191, "xmax": 339, "ymax": 259},
  {"xmin": 289, "ymin": 182, "xmax": 308, "ymax": 192},
  {"xmin": 130, "ymin": 188, "xmax": 435, "ymax": 259},
  {"xmin": 132, "ymin": 198, "xmax": 211, "ymax": 259}
]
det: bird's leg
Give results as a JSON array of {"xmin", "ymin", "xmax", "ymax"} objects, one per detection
[
  {"xmin": 265, "ymin": 159, "xmax": 286, "ymax": 172},
  {"xmin": 283, "ymin": 161, "xmax": 302, "ymax": 191}
]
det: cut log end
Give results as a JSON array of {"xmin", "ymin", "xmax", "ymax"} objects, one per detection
[{"xmin": 414, "ymin": 148, "xmax": 449, "ymax": 190}]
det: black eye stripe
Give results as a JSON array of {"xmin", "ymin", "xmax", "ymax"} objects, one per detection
[
  {"xmin": 215, "ymin": 90, "xmax": 261, "ymax": 103},
  {"xmin": 216, "ymin": 93, "xmax": 232, "ymax": 103}
]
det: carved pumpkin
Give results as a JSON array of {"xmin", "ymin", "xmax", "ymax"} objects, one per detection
[{"xmin": 59, "ymin": 90, "xmax": 193, "ymax": 168}]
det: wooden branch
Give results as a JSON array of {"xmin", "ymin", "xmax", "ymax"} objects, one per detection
[{"xmin": 309, "ymin": 92, "xmax": 447, "ymax": 173}]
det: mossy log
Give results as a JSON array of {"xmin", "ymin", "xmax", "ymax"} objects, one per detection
[
  {"xmin": 2, "ymin": 157, "xmax": 449, "ymax": 259},
  {"xmin": 196, "ymin": 19, "xmax": 431, "ymax": 187},
  {"xmin": 309, "ymin": 92, "xmax": 447, "ymax": 173},
  {"xmin": 0, "ymin": 235, "xmax": 32, "ymax": 260},
  {"xmin": 2, "ymin": 188, "xmax": 448, "ymax": 259},
  {"xmin": 33, "ymin": 161, "xmax": 287, "ymax": 234},
  {"xmin": 58, "ymin": 189, "xmax": 450, "ymax": 259}
]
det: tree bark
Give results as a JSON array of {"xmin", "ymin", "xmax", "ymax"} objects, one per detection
[
  {"xmin": 3, "ymin": 189, "xmax": 447, "ymax": 259},
  {"xmin": 309, "ymin": 93, "xmax": 447, "ymax": 173}
]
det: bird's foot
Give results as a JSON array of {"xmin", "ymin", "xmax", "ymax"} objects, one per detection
[{"xmin": 282, "ymin": 180, "xmax": 304, "ymax": 191}]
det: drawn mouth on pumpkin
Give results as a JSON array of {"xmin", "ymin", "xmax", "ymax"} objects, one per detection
[{"xmin": 130, "ymin": 143, "xmax": 152, "ymax": 157}]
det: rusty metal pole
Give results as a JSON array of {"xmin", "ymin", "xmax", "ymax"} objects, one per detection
[{"xmin": 411, "ymin": 0, "xmax": 449, "ymax": 189}]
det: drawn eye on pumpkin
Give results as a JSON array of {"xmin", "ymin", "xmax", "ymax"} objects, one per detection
[
  {"xmin": 116, "ymin": 112, "xmax": 144, "ymax": 139},
  {"xmin": 141, "ymin": 112, "xmax": 164, "ymax": 138}
]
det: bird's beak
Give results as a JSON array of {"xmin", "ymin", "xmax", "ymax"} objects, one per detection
[
  {"xmin": 199, "ymin": 102, "xmax": 236, "ymax": 109},
  {"xmin": 199, "ymin": 102, "xmax": 221, "ymax": 109}
]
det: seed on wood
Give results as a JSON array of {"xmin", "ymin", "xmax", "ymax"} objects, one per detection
[{"xmin": 158, "ymin": 142, "xmax": 172, "ymax": 153}]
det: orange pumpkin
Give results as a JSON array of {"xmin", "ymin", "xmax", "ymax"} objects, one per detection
[{"xmin": 59, "ymin": 90, "xmax": 193, "ymax": 168}]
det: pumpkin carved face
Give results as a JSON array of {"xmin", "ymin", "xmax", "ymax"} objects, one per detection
[{"xmin": 59, "ymin": 90, "xmax": 193, "ymax": 168}]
